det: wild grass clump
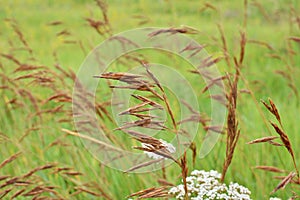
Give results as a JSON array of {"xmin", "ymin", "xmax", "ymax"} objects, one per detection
[
  {"xmin": 248, "ymin": 98, "xmax": 300, "ymax": 198},
  {"xmin": 0, "ymin": 0, "xmax": 299, "ymax": 199}
]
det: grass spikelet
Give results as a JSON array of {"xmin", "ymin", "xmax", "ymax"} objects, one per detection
[
  {"xmin": 0, "ymin": 176, "xmax": 10, "ymax": 182},
  {"xmin": 148, "ymin": 26, "xmax": 198, "ymax": 37},
  {"xmin": 125, "ymin": 158, "xmax": 164, "ymax": 173},
  {"xmin": 157, "ymin": 178, "xmax": 175, "ymax": 186},
  {"xmin": 288, "ymin": 36, "xmax": 300, "ymax": 43},
  {"xmin": 271, "ymin": 172, "xmax": 296, "ymax": 194},
  {"xmin": 128, "ymin": 186, "xmax": 170, "ymax": 199},
  {"xmin": 47, "ymin": 20, "xmax": 63, "ymax": 26},
  {"xmin": 247, "ymin": 136, "xmax": 278, "ymax": 144},
  {"xmin": 0, "ymin": 188, "xmax": 12, "ymax": 199},
  {"xmin": 10, "ymin": 189, "xmax": 26, "ymax": 199},
  {"xmin": 247, "ymin": 39, "xmax": 274, "ymax": 50},
  {"xmin": 62, "ymin": 171, "xmax": 83, "ymax": 176},
  {"xmin": 252, "ymin": 0, "xmax": 271, "ymax": 22},
  {"xmin": 73, "ymin": 187, "xmax": 103, "ymax": 197},
  {"xmin": 180, "ymin": 152, "xmax": 189, "ymax": 200},
  {"xmin": 270, "ymin": 122, "xmax": 298, "ymax": 177},
  {"xmin": 221, "ymin": 74, "xmax": 240, "ymax": 182},
  {"xmin": 261, "ymin": 98, "xmax": 282, "ymax": 125},
  {"xmin": 217, "ymin": 24, "xmax": 231, "ymax": 67},
  {"xmin": 0, "ymin": 177, "xmax": 19, "ymax": 188},
  {"xmin": 0, "ymin": 152, "xmax": 22, "ymax": 169},
  {"xmin": 255, "ymin": 166, "xmax": 285, "ymax": 173},
  {"xmin": 199, "ymin": 2, "xmax": 218, "ymax": 12},
  {"xmin": 22, "ymin": 163, "xmax": 57, "ymax": 178},
  {"xmin": 267, "ymin": 140, "xmax": 284, "ymax": 146},
  {"xmin": 142, "ymin": 61, "xmax": 177, "ymax": 131}
]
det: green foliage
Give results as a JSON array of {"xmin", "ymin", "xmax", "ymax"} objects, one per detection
[{"xmin": 0, "ymin": 0, "xmax": 299, "ymax": 199}]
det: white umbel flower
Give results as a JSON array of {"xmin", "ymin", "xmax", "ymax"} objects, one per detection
[{"xmin": 169, "ymin": 170, "xmax": 251, "ymax": 200}]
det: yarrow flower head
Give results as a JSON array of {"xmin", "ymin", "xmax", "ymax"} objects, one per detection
[{"xmin": 169, "ymin": 170, "xmax": 251, "ymax": 200}]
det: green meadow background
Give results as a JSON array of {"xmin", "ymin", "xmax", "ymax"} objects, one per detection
[{"xmin": 0, "ymin": 0, "xmax": 300, "ymax": 199}]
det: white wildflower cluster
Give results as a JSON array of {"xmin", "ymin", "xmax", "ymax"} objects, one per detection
[
  {"xmin": 269, "ymin": 198, "xmax": 281, "ymax": 200},
  {"xmin": 142, "ymin": 139, "xmax": 176, "ymax": 160},
  {"xmin": 169, "ymin": 170, "xmax": 251, "ymax": 200}
]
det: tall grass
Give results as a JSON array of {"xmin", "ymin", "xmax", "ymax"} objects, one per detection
[{"xmin": 0, "ymin": 0, "xmax": 299, "ymax": 199}]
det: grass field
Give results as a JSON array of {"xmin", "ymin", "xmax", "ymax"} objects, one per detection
[{"xmin": 0, "ymin": 0, "xmax": 300, "ymax": 199}]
